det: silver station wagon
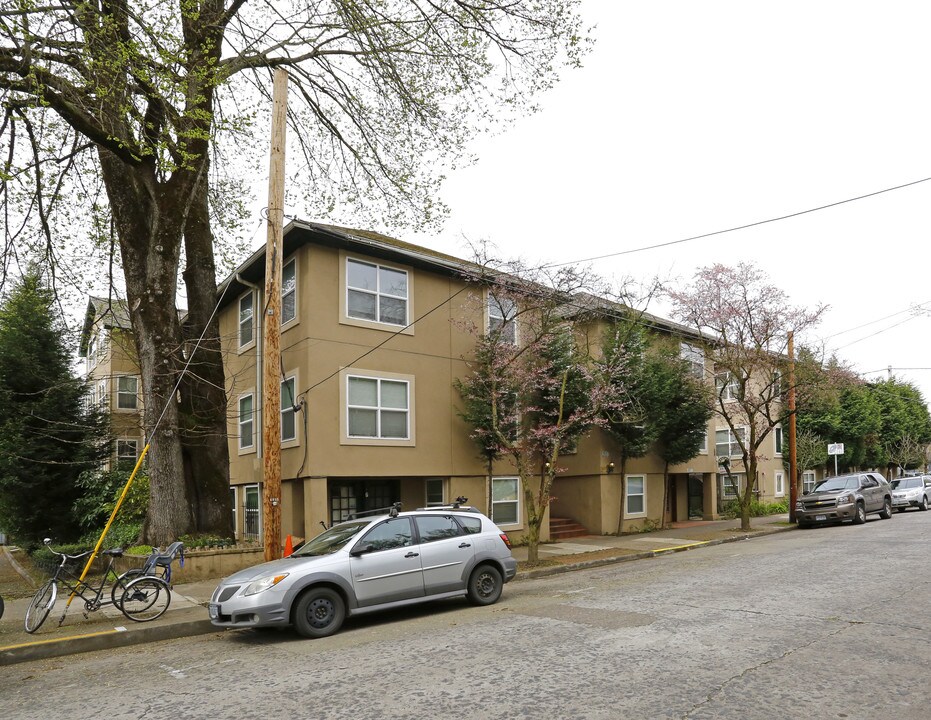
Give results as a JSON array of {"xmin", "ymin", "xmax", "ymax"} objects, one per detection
[{"xmin": 209, "ymin": 504, "xmax": 517, "ymax": 638}]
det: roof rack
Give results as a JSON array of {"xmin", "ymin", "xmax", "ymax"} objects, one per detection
[{"xmin": 345, "ymin": 501, "xmax": 402, "ymax": 520}]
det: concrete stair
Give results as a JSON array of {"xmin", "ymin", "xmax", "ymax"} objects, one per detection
[{"xmin": 549, "ymin": 517, "xmax": 589, "ymax": 539}]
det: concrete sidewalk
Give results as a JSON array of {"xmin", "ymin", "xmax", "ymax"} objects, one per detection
[{"xmin": 0, "ymin": 514, "xmax": 793, "ymax": 666}]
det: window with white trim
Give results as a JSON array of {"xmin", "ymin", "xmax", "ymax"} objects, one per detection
[
  {"xmin": 97, "ymin": 379, "xmax": 108, "ymax": 408},
  {"xmin": 626, "ymin": 475, "xmax": 646, "ymax": 516},
  {"xmin": 680, "ymin": 342, "xmax": 704, "ymax": 379},
  {"xmin": 282, "ymin": 258, "xmax": 296, "ymax": 325},
  {"xmin": 239, "ymin": 394, "xmax": 255, "ymax": 450},
  {"xmin": 775, "ymin": 471, "xmax": 785, "ymax": 497},
  {"xmin": 722, "ymin": 472, "xmax": 746, "ymax": 498},
  {"xmin": 802, "ymin": 470, "xmax": 816, "ymax": 494},
  {"xmin": 239, "ymin": 292, "xmax": 254, "ymax": 348},
  {"xmin": 346, "ymin": 258, "xmax": 408, "ymax": 326},
  {"xmin": 492, "ymin": 477, "xmax": 520, "ymax": 525},
  {"xmin": 425, "ymin": 478, "xmax": 445, "ymax": 507},
  {"xmin": 116, "ymin": 376, "xmax": 138, "ymax": 410},
  {"xmin": 116, "ymin": 439, "xmax": 138, "ymax": 468},
  {"xmin": 774, "ymin": 426, "xmax": 783, "ymax": 456},
  {"xmin": 699, "ymin": 428, "xmax": 708, "ymax": 454},
  {"xmin": 715, "ymin": 371, "xmax": 740, "ymax": 400},
  {"xmin": 488, "ymin": 293, "xmax": 517, "ymax": 345},
  {"xmin": 347, "ymin": 375, "xmax": 409, "ymax": 439},
  {"xmin": 281, "ymin": 377, "xmax": 297, "ymax": 442},
  {"xmin": 715, "ymin": 427, "xmax": 746, "ymax": 457}
]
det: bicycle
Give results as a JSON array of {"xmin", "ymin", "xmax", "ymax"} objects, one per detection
[{"xmin": 24, "ymin": 539, "xmax": 174, "ymax": 633}]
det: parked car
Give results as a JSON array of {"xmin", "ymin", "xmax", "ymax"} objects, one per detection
[
  {"xmin": 209, "ymin": 504, "xmax": 517, "ymax": 638},
  {"xmin": 795, "ymin": 472, "xmax": 893, "ymax": 527},
  {"xmin": 890, "ymin": 475, "xmax": 931, "ymax": 512}
]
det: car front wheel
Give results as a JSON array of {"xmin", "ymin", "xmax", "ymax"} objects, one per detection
[
  {"xmin": 853, "ymin": 502, "xmax": 866, "ymax": 524},
  {"xmin": 879, "ymin": 497, "xmax": 892, "ymax": 519},
  {"xmin": 293, "ymin": 587, "xmax": 345, "ymax": 639},
  {"xmin": 920, "ymin": 495, "xmax": 929, "ymax": 511},
  {"xmin": 467, "ymin": 565, "xmax": 503, "ymax": 606}
]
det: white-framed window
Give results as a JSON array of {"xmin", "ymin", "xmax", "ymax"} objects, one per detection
[
  {"xmin": 230, "ymin": 486, "xmax": 238, "ymax": 539},
  {"xmin": 97, "ymin": 379, "xmax": 108, "ymax": 408},
  {"xmin": 626, "ymin": 475, "xmax": 646, "ymax": 516},
  {"xmin": 774, "ymin": 426, "xmax": 783, "ymax": 456},
  {"xmin": 116, "ymin": 439, "xmax": 138, "ymax": 468},
  {"xmin": 715, "ymin": 426, "xmax": 747, "ymax": 457},
  {"xmin": 802, "ymin": 470, "xmax": 817, "ymax": 494},
  {"xmin": 715, "ymin": 372, "xmax": 740, "ymax": 401},
  {"xmin": 347, "ymin": 375, "xmax": 409, "ymax": 440},
  {"xmin": 239, "ymin": 291, "xmax": 254, "ymax": 348},
  {"xmin": 680, "ymin": 342, "xmax": 704, "ymax": 379},
  {"xmin": 488, "ymin": 292, "xmax": 517, "ymax": 345},
  {"xmin": 243, "ymin": 484, "xmax": 261, "ymax": 539},
  {"xmin": 239, "ymin": 394, "xmax": 255, "ymax": 450},
  {"xmin": 425, "ymin": 478, "xmax": 445, "ymax": 507},
  {"xmin": 698, "ymin": 428, "xmax": 708, "ymax": 454},
  {"xmin": 721, "ymin": 472, "xmax": 746, "ymax": 498},
  {"xmin": 282, "ymin": 258, "xmax": 297, "ymax": 325},
  {"xmin": 775, "ymin": 471, "xmax": 785, "ymax": 497},
  {"xmin": 116, "ymin": 375, "xmax": 139, "ymax": 410},
  {"xmin": 492, "ymin": 476, "xmax": 520, "ymax": 526},
  {"xmin": 281, "ymin": 376, "xmax": 297, "ymax": 443},
  {"xmin": 87, "ymin": 333, "xmax": 99, "ymax": 370},
  {"xmin": 346, "ymin": 258, "xmax": 408, "ymax": 326}
]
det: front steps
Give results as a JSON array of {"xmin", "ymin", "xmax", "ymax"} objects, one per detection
[{"xmin": 549, "ymin": 517, "xmax": 589, "ymax": 539}]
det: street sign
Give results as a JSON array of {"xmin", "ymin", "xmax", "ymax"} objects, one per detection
[{"xmin": 827, "ymin": 443, "xmax": 844, "ymax": 455}]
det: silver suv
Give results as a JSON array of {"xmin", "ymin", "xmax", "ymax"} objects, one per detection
[
  {"xmin": 209, "ymin": 505, "xmax": 517, "ymax": 638},
  {"xmin": 890, "ymin": 475, "xmax": 931, "ymax": 512},
  {"xmin": 795, "ymin": 472, "xmax": 893, "ymax": 527}
]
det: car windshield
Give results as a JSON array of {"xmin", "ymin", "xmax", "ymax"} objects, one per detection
[
  {"xmin": 891, "ymin": 478, "xmax": 922, "ymax": 490},
  {"xmin": 291, "ymin": 521, "xmax": 369, "ymax": 557},
  {"xmin": 813, "ymin": 477, "xmax": 858, "ymax": 492}
]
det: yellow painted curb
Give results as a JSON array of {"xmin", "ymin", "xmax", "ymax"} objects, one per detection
[
  {"xmin": 0, "ymin": 628, "xmax": 123, "ymax": 652},
  {"xmin": 653, "ymin": 541, "xmax": 709, "ymax": 553}
]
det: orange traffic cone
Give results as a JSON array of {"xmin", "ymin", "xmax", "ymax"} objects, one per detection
[{"xmin": 283, "ymin": 534, "xmax": 293, "ymax": 558}]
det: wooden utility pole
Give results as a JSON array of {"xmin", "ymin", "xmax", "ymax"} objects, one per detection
[
  {"xmin": 262, "ymin": 68, "xmax": 288, "ymax": 561},
  {"xmin": 788, "ymin": 330, "xmax": 798, "ymax": 523}
]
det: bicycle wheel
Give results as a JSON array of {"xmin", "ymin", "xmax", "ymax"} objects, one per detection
[
  {"xmin": 110, "ymin": 568, "xmax": 146, "ymax": 609},
  {"xmin": 25, "ymin": 580, "xmax": 57, "ymax": 633},
  {"xmin": 120, "ymin": 577, "xmax": 170, "ymax": 622}
]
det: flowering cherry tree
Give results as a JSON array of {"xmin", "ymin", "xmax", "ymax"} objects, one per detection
[
  {"xmin": 667, "ymin": 263, "xmax": 824, "ymax": 530},
  {"xmin": 456, "ymin": 265, "xmax": 628, "ymax": 565}
]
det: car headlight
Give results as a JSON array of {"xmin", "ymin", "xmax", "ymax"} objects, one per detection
[
  {"xmin": 795, "ymin": 501, "xmax": 804, "ymax": 510},
  {"xmin": 243, "ymin": 573, "xmax": 289, "ymax": 596},
  {"xmin": 836, "ymin": 494, "xmax": 853, "ymax": 505}
]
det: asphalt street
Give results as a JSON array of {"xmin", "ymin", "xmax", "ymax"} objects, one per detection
[{"xmin": 3, "ymin": 511, "xmax": 931, "ymax": 720}]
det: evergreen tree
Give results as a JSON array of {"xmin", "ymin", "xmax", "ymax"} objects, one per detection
[{"xmin": 0, "ymin": 269, "xmax": 108, "ymax": 545}]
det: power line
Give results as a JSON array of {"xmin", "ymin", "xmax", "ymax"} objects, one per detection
[{"xmin": 542, "ymin": 176, "xmax": 931, "ymax": 268}]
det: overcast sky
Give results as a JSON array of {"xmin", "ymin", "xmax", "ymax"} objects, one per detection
[{"xmin": 400, "ymin": 1, "xmax": 931, "ymax": 409}]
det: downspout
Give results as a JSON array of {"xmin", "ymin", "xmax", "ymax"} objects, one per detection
[{"xmin": 237, "ymin": 274, "xmax": 263, "ymax": 459}]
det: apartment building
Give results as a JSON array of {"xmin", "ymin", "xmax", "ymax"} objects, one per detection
[
  {"xmin": 217, "ymin": 221, "xmax": 796, "ymax": 543},
  {"xmin": 79, "ymin": 296, "xmax": 144, "ymax": 469}
]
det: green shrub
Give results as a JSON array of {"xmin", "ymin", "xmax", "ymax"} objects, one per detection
[
  {"xmin": 178, "ymin": 533, "xmax": 236, "ymax": 549},
  {"xmin": 721, "ymin": 498, "xmax": 789, "ymax": 519}
]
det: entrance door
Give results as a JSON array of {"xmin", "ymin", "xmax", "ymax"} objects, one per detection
[{"xmin": 687, "ymin": 474, "xmax": 704, "ymax": 520}]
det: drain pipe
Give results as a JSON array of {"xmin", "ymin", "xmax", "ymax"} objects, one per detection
[{"xmin": 236, "ymin": 273, "xmax": 263, "ymax": 459}]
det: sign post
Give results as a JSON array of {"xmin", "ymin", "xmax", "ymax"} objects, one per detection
[{"xmin": 827, "ymin": 443, "xmax": 845, "ymax": 477}]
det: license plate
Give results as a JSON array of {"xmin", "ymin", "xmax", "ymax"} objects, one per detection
[
  {"xmin": 208, "ymin": 603, "xmax": 219, "ymax": 619},
  {"xmin": 815, "ymin": 515, "xmax": 826, "ymax": 522}
]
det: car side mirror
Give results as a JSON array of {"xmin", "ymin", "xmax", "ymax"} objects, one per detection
[{"xmin": 350, "ymin": 542, "xmax": 373, "ymax": 557}]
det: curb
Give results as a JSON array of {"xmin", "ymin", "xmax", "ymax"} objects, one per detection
[
  {"xmin": 517, "ymin": 524, "xmax": 795, "ymax": 580},
  {"xmin": 0, "ymin": 616, "xmax": 216, "ymax": 667}
]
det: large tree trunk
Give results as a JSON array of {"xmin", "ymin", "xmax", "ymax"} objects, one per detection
[{"xmin": 179, "ymin": 173, "xmax": 232, "ymax": 536}]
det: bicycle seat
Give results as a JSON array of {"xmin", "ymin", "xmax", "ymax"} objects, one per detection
[{"xmin": 101, "ymin": 547, "xmax": 124, "ymax": 557}]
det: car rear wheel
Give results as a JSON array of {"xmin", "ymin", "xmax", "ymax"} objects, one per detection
[
  {"xmin": 293, "ymin": 587, "xmax": 345, "ymax": 639},
  {"xmin": 879, "ymin": 497, "xmax": 892, "ymax": 519},
  {"xmin": 466, "ymin": 564, "xmax": 503, "ymax": 606},
  {"xmin": 920, "ymin": 496, "xmax": 929, "ymax": 511},
  {"xmin": 853, "ymin": 502, "xmax": 866, "ymax": 524}
]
